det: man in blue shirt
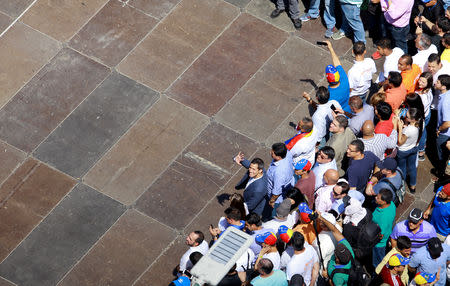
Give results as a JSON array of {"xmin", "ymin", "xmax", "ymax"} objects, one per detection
[
  {"xmin": 324, "ymin": 41, "xmax": 351, "ymax": 113},
  {"xmin": 434, "ymin": 75, "xmax": 450, "ymax": 177},
  {"xmin": 424, "ymin": 183, "xmax": 450, "ymax": 241}
]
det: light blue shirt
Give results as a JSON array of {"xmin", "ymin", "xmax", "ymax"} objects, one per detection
[
  {"xmin": 251, "ymin": 269, "xmax": 288, "ymax": 286},
  {"xmin": 437, "ymin": 90, "xmax": 450, "ymax": 137},
  {"xmin": 409, "ymin": 244, "xmax": 450, "ymax": 286},
  {"xmin": 267, "ymin": 151, "xmax": 294, "ymax": 204}
]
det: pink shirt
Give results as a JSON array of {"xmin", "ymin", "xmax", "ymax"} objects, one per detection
[{"xmin": 381, "ymin": 0, "xmax": 414, "ymax": 28}]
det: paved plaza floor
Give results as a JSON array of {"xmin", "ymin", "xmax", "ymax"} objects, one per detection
[{"xmin": 0, "ymin": 0, "xmax": 438, "ymax": 285}]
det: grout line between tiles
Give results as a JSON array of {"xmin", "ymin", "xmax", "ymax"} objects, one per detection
[
  {"xmin": 0, "ymin": 0, "xmax": 38, "ymax": 38},
  {"xmin": 133, "ymin": 209, "xmax": 179, "ymax": 234},
  {"xmin": 0, "ymin": 275, "xmax": 17, "ymax": 286}
]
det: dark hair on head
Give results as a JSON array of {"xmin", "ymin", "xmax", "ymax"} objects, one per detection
[
  {"xmin": 189, "ymin": 251, "xmax": 203, "ymax": 266},
  {"xmin": 291, "ymin": 232, "xmax": 305, "ymax": 251},
  {"xmin": 437, "ymin": 16, "xmax": 450, "ymax": 33},
  {"xmin": 335, "ymin": 115, "xmax": 349, "ymax": 129},
  {"xmin": 400, "ymin": 54, "xmax": 413, "ymax": 66},
  {"xmin": 246, "ymin": 212, "xmax": 262, "ymax": 226},
  {"xmin": 349, "ymin": 96, "xmax": 363, "ymax": 110},
  {"xmin": 388, "ymin": 71, "xmax": 403, "ymax": 87},
  {"xmin": 378, "ymin": 188, "xmax": 393, "ymax": 204},
  {"xmin": 336, "ymin": 181, "xmax": 350, "ymax": 194},
  {"xmin": 251, "ymin": 158, "xmax": 264, "ymax": 170},
  {"xmin": 428, "ymin": 53, "xmax": 441, "ymax": 64},
  {"xmin": 350, "ymin": 139, "xmax": 364, "ymax": 153},
  {"xmin": 438, "ymin": 74, "xmax": 450, "ymax": 90},
  {"xmin": 258, "ymin": 258, "xmax": 274, "ymax": 275},
  {"xmin": 419, "ymin": 71, "xmax": 433, "ymax": 91},
  {"xmin": 285, "ymin": 187, "xmax": 306, "ymax": 211},
  {"xmin": 397, "ymin": 236, "xmax": 412, "ymax": 250},
  {"xmin": 406, "ymin": 93, "xmax": 424, "ymax": 116},
  {"xmin": 224, "ymin": 207, "xmax": 242, "ymax": 221},
  {"xmin": 300, "ymin": 117, "xmax": 313, "ymax": 133},
  {"xmin": 320, "ymin": 146, "xmax": 335, "ymax": 160},
  {"xmin": 316, "ymin": 86, "xmax": 330, "ymax": 104},
  {"xmin": 376, "ymin": 38, "xmax": 392, "ymax": 49},
  {"xmin": 230, "ymin": 193, "xmax": 246, "ymax": 220},
  {"xmin": 193, "ymin": 230, "xmax": 204, "ymax": 244},
  {"xmin": 443, "ymin": 33, "xmax": 450, "ymax": 46},
  {"xmin": 376, "ymin": 101, "xmax": 392, "ymax": 121},
  {"xmin": 353, "ymin": 41, "xmax": 366, "ymax": 55},
  {"xmin": 272, "ymin": 143, "xmax": 287, "ymax": 159},
  {"xmin": 408, "ymin": 107, "xmax": 424, "ymax": 144}
]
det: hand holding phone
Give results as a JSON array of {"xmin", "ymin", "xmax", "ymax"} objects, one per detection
[
  {"xmin": 330, "ymin": 104, "xmax": 336, "ymax": 112},
  {"xmin": 316, "ymin": 41, "xmax": 327, "ymax": 46}
]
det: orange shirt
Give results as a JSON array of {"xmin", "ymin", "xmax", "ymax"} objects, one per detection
[
  {"xmin": 293, "ymin": 222, "xmax": 317, "ymax": 245},
  {"xmin": 385, "ymin": 84, "xmax": 407, "ymax": 111},
  {"xmin": 401, "ymin": 64, "xmax": 421, "ymax": 94}
]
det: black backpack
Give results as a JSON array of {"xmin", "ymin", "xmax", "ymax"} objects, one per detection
[
  {"xmin": 379, "ymin": 168, "xmax": 406, "ymax": 206},
  {"xmin": 330, "ymin": 256, "xmax": 370, "ymax": 286},
  {"xmin": 354, "ymin": 219, "xmax": 382, "ymax": 259}
]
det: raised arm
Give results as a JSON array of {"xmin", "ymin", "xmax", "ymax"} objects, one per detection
[{"xmin": 325, "ymin": 40, "xmax": 341, "ymax": 67}]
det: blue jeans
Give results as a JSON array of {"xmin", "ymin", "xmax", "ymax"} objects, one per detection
[
  {"xmin": 305, "ymin": 0, "xmax": 320, "ymax": 18},
  {"xmin": 340, "ymin": 3, "xmax": 366, "ymax": 43},
  {"xmin": 418, "ymin": 112, "xmax": 431, "ymax": 152},
  {"xmin": 387, "ymin": 24, "xmax": 409, "ymax": 54},
  {"xmin": 437, "ymin": 134, "xmax": 450, "ymax": 172},
  {"xmin": 397, "ymin": 146, "xmax": 419, "ymax": 186},
  {"xmin": 277, "ymin": 0, "xmax": 300, "ymax": 19},
  {"xmin": 372, "ymin": 246, "xmax": 386, "ymax": 268},
  {"xmin": 324, "ymin": 0, "xmax": 336, "ymax": 29}
]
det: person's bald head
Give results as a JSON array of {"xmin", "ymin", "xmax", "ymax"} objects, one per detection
[
  {"xmin": 324, "ymin": 169, "xmax": 339, "ymax": 185},
  {"xmin": 362, "ymin": 120, "xmax": 374, "ymax": 136}
]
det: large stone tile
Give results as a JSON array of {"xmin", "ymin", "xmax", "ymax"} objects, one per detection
[
  {"xmin": 84, "ymin": 97, "xmax": 209, "ymax": 205},
  {"xmin": 396, "ymin": 198, "xmax": 429, "ymax": 222},
  {"xmin": 225, "ymin": 0, "xmax": 252, "ymax": 8},
  {"xmin": 59, "ymin": 210, "xmax": 176, "ymax": 286},
  {"xmin": 246, "ymin": 0, "xmax": 299, "ymax": 32},
  {"xmin": 33, "ymin": 72, "xmax": 159, "ymax": 178},
  {"xmin": 0, "ymin": 184, "xmax": 125, "ymax": 286},
  {"xmin": 0, "ymin": 140, "xmax": 26, "ymax": 185},
  {"xmin": 0, "ymin": 158, "xmax": 76, "ymax": 261},
  {"xmin": 0, "ymin": 23, "xmax": 60, "ymax": 108},
  {"xmin": 216, "ymin": 37, "xmax": 330, "ymax": 141},
  {"xmin": 0, "ymin": 277, "xmax": 15, "ymax": 286},
  {"xmin": 118, "ymin": 0, "xmax": 239, "ymax": 92},
  {"xmin": 0, "ymin": 48, "xmax": 110, "ymax": 153},
  {"xmin": 133, "ymin": 236, "xmax": 185, "ymax": 286},
  {"xmin": 135, "ymin": 122, "xmax": 259, "ymax": 229},
  {"xmin": 0, "ymin": 12, "xmax": 12, "ymax": 34},
  {"xmin": 21, "ymin": 0, "xmax": 108, "ymax": 41},
  {"xmin": 0, "ymin": 0, "xmax": 33, "ymax": 17},
  {"xmin": 167, "ymin": 14, "xmax": 288, "ymax": 116},
  {"xmin": 415, "ymin": 158, "xmax": 434, "ymax": 195},
  {"xmin": 128, "ymin": 0, "xmax": 180, "ymax": 19},
  {"xmin": 69, "ymin": 0, "xmax": 157, "ymax": 67}
]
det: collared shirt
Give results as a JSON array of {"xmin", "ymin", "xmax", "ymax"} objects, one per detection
[
  {"xmin": 349, "ymin": 104, "xmax": 374, "ymax": 136},
  {"xmin": 326, "ymin": 128, "xmax": 356, "ymax": 176},
  {"xmin": 381, "ymin": 0, "xmax": 414, "ymax": 28},
  {"xmin": 438, "ymin": 90, "xmax": 450, "ymax": 137},
  {"xmin": 312, "ymin": 160, "xmax": 337, "ymax": 190},
  {"xmin": 179, "ymin": 240, "xmax": 209, "ymax": 271},
  {"xmin": 413, "ymin": 45, "xmax": 438, "ymax": 71},
  {"xmin": 289, "ymin": 129, "xmax": 317, "ymax": 165},
  {"xmin": 378, "ymin": 48, "xmax": 404, "ymax": 83},
  {"xmin": 267, "ymin": 151, "xmax": 294, "ymax": 204},
  {"xmin": 312, "ymin": 100, "xmax": 342, "ymax": 142},
  {"xmin": 314, "ymin": 184, "xmax": 336, "ymax": 213},
  {"xmin": 409, "ymin": 244, "xmax": 450, "ymax": 286},
  {"xmin": 390, "ymin": 220, "xmax": 437, "ymax": 253},
  {"xmin": 361, "ymin": 130, "xmax": 398, "ymax": 160},
  {"xmin": 348, "ymin": 58, "xmax": 377, "ymax": 96}
]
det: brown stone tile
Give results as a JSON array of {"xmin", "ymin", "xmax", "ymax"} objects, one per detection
[
  {"xmin": 118, "ymin": 0, "xmax": 239, "ymax": 92},
  {"xmin": 0, "ymin": 0, "xmax": 33, "ymax": 17},
  {"xmin": 0, "ymin": 12, "xmax": 12, "ymax": 34},
  {"xmin": 21, "ymin": 0, "xmax": 108, "ymax": 41},
  {"xmin": 167, "ymin": 14, "xmax": 288, "ymax": 116},
  {"xmin": 128, "ymin": 0, "xmax": 180, "ymax": 19},
  {"xmin": 0, "ymin": 276, "xmax": 15, "ymax": 286},
  {"xmin": 59, "ymin": 210, "xmax": 176, "ymax": 286},
  {"xmin": 246, "ymin": 0, "xmax": 300, "ymax": 32},
  {"xmin": 0, "ymin": 48, "xmax": 110, "ymax": 153},
  {"xmin": 84, "ymin": 97, "xmax": 209, "ymax": 205},
  {"xmin": 395, "ymin": 193, "xmax": 415, "ymax": 221},
  {"xmin": 135, "ymin": 122, "xmax": 259, "ymax": 229},
  {"xmin": 415, "ymin": 157, "xmax": 434, "ymax": 194},
  {"xmin": 0, "ymin": 23, "xmax": 60, "ymax": 108},
  {"xmin": 69, "ymin": 0, "xmax": 157, "ymax": 67},
  {"xmin": 216, "ymin": 37, "xmax": 330, "ymax": 141},
  {"xmin": 0, "ymin": 141, "xmax": 26, "ymax": 185},
  {"xmin": 0, "ymin": 158, "xmax": 76, "ymax": 261},
  {"xmin": 133, "ymin": 236, "xmax": 185, "ymax": 286},
  {"xmin": 396, "ymin": 198, "xmax": 429, "ymax": 222}
]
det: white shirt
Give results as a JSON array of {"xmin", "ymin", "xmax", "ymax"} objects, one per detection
[
  {"xmin": 312, "ymin": 100, "xmax": 342, "ymax": 142},
  {"xmin": 286, "ymin": 244, "xmax": 319, "ymax": 283},
  {"xmin": 236, "ymin": 248, "xmax": 255, "ymax": 272},
  {"xmin": 430, "ymin": 62, "xmax": 450, "ymax": 109},
  {"xmin": 280, "ymin": 245, "xmax": 295, "ymax": 270},
  {"xmin": 314, "ymin": 184, "xmax": 335, "ymax": 213},
  {"xmin": 290, "ymin": 128, "xmax": 318, "ymax": 165},
  {"xmin": 413, "ymin": 44, "xmax": 438, "ymax": 71},
  {"xmin": 418, "ymin": 89, "xmax": 433, "ymax": 117},
  {"xmin": 378, "ymin": 47, "xmax": 404, "ymax": 82},
  {"xmin": 312, "ymin": 228, "xmax": 342, "ymax": 270},
  {"xmin": 312, "ymin": 160, "xmax": 338, "ymax": 190},
  {"xmin": 262, "ymin": 212, "xmax": 298, "ymax": 231},
  {"xmin": 263, "ymin": 251, "xmax": 281, "ymax": 270},
  {"xmin": 348, "ymin": 58, "xmax": 377, "ymax": 96},
  {"xmin": 179, "ymin": 240, "xmax": 209, "ymax": 271},
  {"xmin": 398, "ymin": 125, "xmax": 419, "ymax": 151}
]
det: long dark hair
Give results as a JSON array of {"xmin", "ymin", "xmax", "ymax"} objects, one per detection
[
  {"xmin": 417, "ymin": 71, "xmax": 433, "ymax": 92},
  {"xmin": 408, "ymin": 107, "xmax": 424, "ymax": 144},
  {"xmin": 405, "ymin": 93, "xmax": 425, "ymax": 118},
  {"xmin": 285, "ymin": 187, "xmax": 306, "ymax": 211},
  {"xmin": 230, "ymin": 193, "xmax": 246, "ymax": 220}
]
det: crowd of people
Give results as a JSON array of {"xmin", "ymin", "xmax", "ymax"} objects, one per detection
[{"xmin": 170, "ymin": 0, "xmax": 450, "ymax": 285}]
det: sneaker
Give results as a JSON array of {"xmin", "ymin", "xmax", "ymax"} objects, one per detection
[
  {"xmin": 293, "ymin": 18, "xmax": 302, "ymax": 29},
  {"xmin": 331, "ymin": 30, "xmax": 345, "ymax": 40},
  {"xmin": 409, "ymin": 188, "xmax": 416, "ymax": 194},
  {"xmin": 418, "ymin": 153, "xmax": 425, "ymax": 161},
  {"xmin": 371, "ymin": 50, "xmax": 382, "ymax": 60},
  {"xmin": 300, "ymin": 14, "xmax": 317, "ymax": 22},
  {"xmin": 325, "ymin": 27, "xmax": 336, "ymax": 38},
  {"xmin": 270, "ymin": 8, "xmax": 284, "ymax": 18}
]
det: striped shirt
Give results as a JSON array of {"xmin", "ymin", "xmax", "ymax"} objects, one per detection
[
  {"xmin": 390, "ymin": 220, "xmax": 437, "ymax": 253},
  {"xmin": 361, "ymin": 130, "xmax": 398, "ymax": 160}
]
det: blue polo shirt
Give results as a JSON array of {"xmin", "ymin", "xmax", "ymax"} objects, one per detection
[
  {"xmin": 409, "ymin": 244, "xmax": 450, "ymax": 286},
  {"xmin": 390, "ymin": 220, "xmax": 437, "ymax": 253},
  {"xmin": 328, "ymin": 65, "xmax": 351, "ymax": 113},
  {"xmin": 437, "ymin": 90, "xmax": 450, "ymax": 136},
  {"xmin": 430, "ymin": 191, "xmax": 450, "ymax": 236}
]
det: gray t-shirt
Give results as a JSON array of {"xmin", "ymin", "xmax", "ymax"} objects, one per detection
[
  {"xmin": 373, "ymin": 171, "xmax": 403, "ymax": 199},
  {"xmin": 349, "ymin": 104, "xmax": 374, "ymax": 136}
]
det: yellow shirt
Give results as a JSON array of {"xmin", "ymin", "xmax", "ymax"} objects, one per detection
[
  {"xmin": 441, "ymin": 48, "xmax": 450, "ymax": 64},
  {"xmin": 375, "ymin": 248, "xmax": 409, "ymax": 285}
]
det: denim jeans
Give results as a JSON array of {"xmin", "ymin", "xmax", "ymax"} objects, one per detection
[
  {"xmin": 387, "ymin": 24, "xmax": 409, "ymax": 54},
  {"xmin": 397, "ymin": 146, "xmax": 419, "ymax": 186},
  {"xmin": 340, "ymin": 3, "xmax": 366, "ymax": 43},
  {"xmin": 437, "ymin": 134, "xmax": 450, "ymax": 172},
  {"xmin": 324, "ymin": 0, "xmax": 336, "ymax": 29},
  {"xmin": 277, "ymin": 0, "xmax": 301, "ymax": 19},
  {"xmin": 418, "ymin": 112, "xmax": 431, "ymax": 152},
  {"xmin": 372, "ymin": 246, "xmax": 386, "ymax": 268},
  {"xmin": 306, "ymin": 0, "xmax": 320, "ymax": 18}
]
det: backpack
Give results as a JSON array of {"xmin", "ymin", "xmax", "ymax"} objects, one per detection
[
  {"xmin": 379, "ymin": 168, "xmax": 406, "ymax": 206},
  {"xmin": 330, "ymin": 257, "xmax": 370, "ymax": 286},
  {"xmin": 355, "ymin": 219, "xmax": 382, "ymax": 259}
]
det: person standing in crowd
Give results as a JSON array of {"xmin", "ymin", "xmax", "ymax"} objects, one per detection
[
  {"xmin": 178, "ymin": 231, "xmax": 209, "ymax": 274},
  {"xmin": 366, "ymin": 158, "xmax": 403, "ymax": 202},
  {"xmin": 246, "ymin": 213, "xmax": 275, "ymax": 261},
  {"xmin": 312, "ymin": 147, "xmax": 337, "ymax": 190},
  {"xmin": 383, "ymin": 71, "xmax": 407, "ymax": 111},
  {"xmin": 435, "ymin": 75, "xmax": 450, "ymax": 179},
  {"xmin": 269, "ymin": 0, "xmax": 302, "ymax": 29},
  {"xmin": 375, "ymin": 236, "xmax": 412, "ymax": 286},
  {"xmin": 254, "ymin": 232, "xmax": 281, "ymax": 270},
  {"xmin": 336, "ymin": 96, "xmax": 374, "ymax": 136},
  {"xmin": 251, "ymin": 258, "xmax": 288, "ymax": 286},
  {"xmin": 424, "ymin": 183, "xmax": 450, "ymax": 241},
  {"xmin": 379, "ymin": 254, "xmax": 409, "ymax": 286},
  {"xmin": 415, "ymin": 72, "xmax": 434, "ymax": 161},
  {"xmin": 398, "ymin": 54, "xmax": 422, "ymax": 94},
  {"xmin": 267, "ymin": 143, "xmax": 294, "ymax": 210},
  {"xmin": 374, "ymin": 102, "xmax": 395, "ymax": 137},
  {"xmin": 287, "ymin": 118, "xmax": 316, "ymax": 165},
  {"xmin": 331, "ymin": 0, "xmax": 365, "ymax": 44},
  {"xmin": 314, "ymin": 170, "xmax": 340, "ymax": 213},
  {"xmin": 413, "ymin": 33, "xmax": 438, "ymax": 71},
  {"xmin": 376, "ymin": 38, "xmax": 404, "ymax": 82},
  {"xmin": 326, "ymin": 115, "xmax": 356, "ymax": 176},
  {"xmin": 347, "ymin": 41, "xmax": 377, "ymax": 100},
  {"xmin": 380, "ymin": 0, "xmax": 414, "ymax": 53},
  {"xmin": 285, "ymin": 232, "xmax": 319, "ymax": 285},
  {"xmin": 360, "ymin": 120, "xmax": 398, "ymax": 160},
  {"xmin": 293, "ymin": 160, "xmax": 315, "ymax": 208}
]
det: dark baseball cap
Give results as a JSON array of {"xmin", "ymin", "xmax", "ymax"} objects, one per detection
[
  {"xmin": 408, "ymin": 208, "xmax": 423, "ymax": 224},
  {"xmin": 427, "ymin": 237, "xmax": 443, "ymax": 259},
  {"xmin": 377, "ymin": 158, "xmax": 397, "ymax": 171},
  {"xmin": 335, "ymin": 243, "xmax": 352, "ymax": 265}
]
